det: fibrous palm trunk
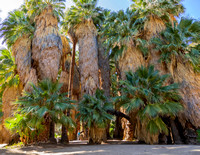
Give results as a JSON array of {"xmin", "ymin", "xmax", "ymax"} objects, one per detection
[
  {"xmin": 0, "ymin": 84, "xmax": 23, "ymax": 144},
  {"xmin": 97, "ymin": 36, "xmax": 110, "ymax": 97},
  {"xmin": 97, "ymin": 36, "xmax": 111, "ymax": 138},
  {"xmin": 32, "ymin": 6, "xmax": 62, "ymax": 82},
  {"xmin": 89, "ymin": 124, "xmax": 106, "ymax": 144},
  {"xmin": 75, "ymin": 20, "xmax": 103, "ymax": 144},
  {"xmin": 12, "ymin": 35, "xmax": 38, "ymax": 91},
  {"xmin": 169, "ymin": 58, "xmax": 200, "ymax": 144},
  {"xmin": 75, "ymin": 20, "xmax": 99, "ymax": 96},
  {"xmin": 32, "ymin": 6, "xmax": 62, "ymax": 142}
]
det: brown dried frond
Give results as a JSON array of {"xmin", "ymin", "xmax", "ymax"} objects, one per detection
[{"xmin": 144, "ymin": 15, "xmax": 166, "ymax": 40}]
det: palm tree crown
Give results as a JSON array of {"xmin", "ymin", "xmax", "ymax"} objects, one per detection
[
  {"xmin": 5, "ymin": 79, "xmax": 75, "ymax": 142},
  {"xmin": 120, "ymin": 65, "xmax": 183, "ymax": 135},
  {"xmin": 62, "ymin": 0, "xmax": 106, "ymax": 32},
  {"xmin": 152, "ymin": 17, "xmax": 200, "ymax": 72},
  {"xmin": 0, "ymin": 9, "xmax": 34, "ymax": 48},
  {"xmin": 0, "ymin": 48, "xmax": 19, "ymax": 97},
  {"xmin": 25, "ymin": 0, "xmax": 66, "ymax": 22}
]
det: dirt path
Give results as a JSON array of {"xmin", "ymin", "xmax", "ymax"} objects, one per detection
[{"xmin": 1, "ymin": 140, "xmax": 200, "ymax": 155}]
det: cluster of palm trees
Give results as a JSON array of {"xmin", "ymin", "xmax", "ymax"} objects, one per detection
[{"xmin": 0, "ymin": 0, "xmax": 200, "ymax": 145}]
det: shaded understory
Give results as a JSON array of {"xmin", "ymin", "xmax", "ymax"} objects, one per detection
[{"xmin": 1, "ymin": 140, "xmax": 200, "ymax": 155}]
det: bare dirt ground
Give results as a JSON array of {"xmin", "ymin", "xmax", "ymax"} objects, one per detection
[{"xmin": 1, "ymin": 140, "xmax": 200, "ymax": 155}]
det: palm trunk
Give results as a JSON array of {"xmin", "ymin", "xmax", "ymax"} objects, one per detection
[
  {"xmin": 49, "ymin": 121, "xmax": 56, "ymax": 143},
  {"xmin": 89, "ymin": 124, "xmax": 106, "ymax": 144},
  {"xmin": 97, "ymin": 36, "xmax": 110, "ymax": 97},
  {"xmin": 168, "ymin": 59, "xmax": 199, "ymax": 144},
  {"xmin": 12, "ymin": 35, "xmax": 38, "ymax": 92},
  {"xmin": 31, "ymin": 6, "xmax": 62, "ymax": 141},
  {"xmin": 32, "ymin": 6, "xmax": 62, "ymax": 82},
  {"xmin": 76, "ymin": 20, "xmax": 103, "ymax": 144},
  {"xmin": 75, "ymin": 20, "xmax": 99, "ymax": 96},
  {"xmin": 0, "ymin": 84, "xmax": 23, "ymax": 144}
]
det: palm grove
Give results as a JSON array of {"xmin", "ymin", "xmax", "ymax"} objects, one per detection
[{"xmin": 0, "ymin": 0, "xmax": 200, "ymax": 145}]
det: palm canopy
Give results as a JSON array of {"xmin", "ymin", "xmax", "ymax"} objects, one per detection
[
  {"xmin": 0, "ymin": 9, "xmax": 34, "ymax": 48},
  {"xmin": 119, "ymin": 65, "xmax": 183, "ymax": 135},
  {"xmin": 5, "ymin": 79, "xmax": 75, "ymax": 141},
  {"xmin": 62, "ymin": 0, "xmax": 108, "ymax": 32},
  {"xmin": 0, "ymin": 48, "xmax": 19, "ymax": 97},
  {"xmin": 152, "ymin": 17, "xmax": 200, "ymax": 72},
  {"xmin": 101, "ymin": 8, "xmax": 146, "ymax": 59},
  {"xmin": 25, "ymin": 0, "xmax": 66, "ymax": 22},
  {"xmin": 131, "ymin": 0, "xmax": 185, "ymax": 21}
]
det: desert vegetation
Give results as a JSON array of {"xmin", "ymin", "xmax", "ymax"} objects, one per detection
[{"xmin": 0, "ymin": 0, "xmax": 200, "ymax": 145}]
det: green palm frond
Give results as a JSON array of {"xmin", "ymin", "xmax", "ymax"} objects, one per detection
[
  {"xmin": 131, "ymin": 0, "xmax": 185, "ymax": 21},
  {"xmin": 152, "ymin": 17, "xmax": 200, "ymax": 72},
  {"xmin": 120, "ymin": 65, "xmax": 183, "ymax": 135},
  {"xmin": 101, "ymin": 8, "xmax": 145, "ymax": 60},
  {"xmin": 77, "ymin": 89, "xmax": 113, "ymax": 128},
  {"xmin": 5, "ymin": 79, "xmax": 75, "ymax": 140},
  {"xmin": 25, "ymin": 0, "xmax": 66, "ymax": 22},
  {"xmin": 0, "ymin": 48, "xmax": 19, "ymax": 97},
  {"xmin": 62, "ymin": 0, "xmax": 108, "ymax": 33},
  {"xmin": 0, "ymin": 9, "xmax": 35, "ymax": 48}
]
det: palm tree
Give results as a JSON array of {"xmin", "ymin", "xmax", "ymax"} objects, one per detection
[
  {"xmin": 26, "ymin": 0, "xmax": 65, "ymax": 82},
  {"xmin": 101, "ymin": 8, "xmax": 146, "ymax": 140},
  {"xmin": 0, "ymin": 8, "xmax": 37, "ymax": 91},
  {"xmin": 77, "ymin": 89, "xmax": 113, "ymax": 144},
  {"xmin": 63, "ymin": 0, "xmax": 101, "ymax": 96},
  {"xmin": 152, "ymin": 17, "xmax": 200, "ymax": 142},
  {"xmin": 5, "ymin": 79, "xmax": 75, "ymax": 144},
  {"xmin": 130, "ymin": 0, "xmax": 185, "ymax": 74},
  {"xmin": 120, "ymin": 65, "xmax": 183, "ymax": 144},
  {"xmin": 62, "ymin": 0, "xmax": 106, "ymax": 144}
]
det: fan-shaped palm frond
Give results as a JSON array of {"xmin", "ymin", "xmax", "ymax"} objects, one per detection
[
  {"xmin": 152, "ymin": 17, "xmax": 200, "ymax": 72},
  {"xmin": 120, "ymin": 65, "xmax": 183, "ymax": 135},
  {"xmin": 101, "ymin": 8, "xmax": 146, "ymax": 59},
  {"xmin": 25, "ymin": 0, "xmax": 66, "ymax": 22},
  {"xmin": 0, "ymin": 48, "xmax": 19, "ymax": 97},
  {"xmin": 131, "ymin": 0, "xmax": 184, "ymax": 22},
  {"xmin": 0, "ymin": 9, "xmax": 35, "ymax": 48},
  {"xmin": 5, "ymin": 79, "xmax": 75, "ymax": 142},
  {"xmin": 77, "ymin": 89, "xmax": 113, "ymax": 128},
  {"xmin": 62, "ymin": 0, "xmax": 108, "ymax": 33}
]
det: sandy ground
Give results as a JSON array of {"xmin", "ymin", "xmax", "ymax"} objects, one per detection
[{"xmin": 1, "ymin": 140, "xmax": 200, "ymax": 155}]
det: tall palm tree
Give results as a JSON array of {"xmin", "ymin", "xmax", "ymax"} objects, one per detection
[
  {"xmin": 102, "ymin": 9, "xmax": 146, "ymax": 140},
  {"xmin": 0, "ymin": 8, "xmax": 37, "ymax": 91},
  {"xmin": 152, "ymin": 18, "xmax": 200, "ymax": 141},
  {"xmin": 130, "ymin": 0, "xmax": 185, "ymax": 74},
  {"xmin": 120, "ymin": 65, "xmax": 183, "ymax": 144},
  {"xmin": 102, "ymin": 8, "xmax": 146, "ymax": 80},
  {"xmin": 63, "ymin": 0, "xmax": 101, "ymax": 96},
  {"xmin": 26, "ymin": 0, "xmax": 65, "ymax": 82},
  {"xmin": 62, "ymin": 0, "xmax": 111, "ymax": 144}
]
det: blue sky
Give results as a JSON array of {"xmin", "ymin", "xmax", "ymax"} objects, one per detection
[{"xmin": 0, "ymin": 0, "xmax": 200, "ymax": 47}]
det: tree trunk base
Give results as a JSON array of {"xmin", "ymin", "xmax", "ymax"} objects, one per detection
[
  {"xmin": 61, "ymin": 126, "xmax": 69, "ymax": 144},
  {"xmin": 89, "ymin": 125, "xmax": 106, "ymax": 144}
]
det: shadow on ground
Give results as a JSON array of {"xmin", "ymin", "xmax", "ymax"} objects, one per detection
[{"xmin": 1, "ymin": 140, "xmax": 200, "ymax": 155}]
